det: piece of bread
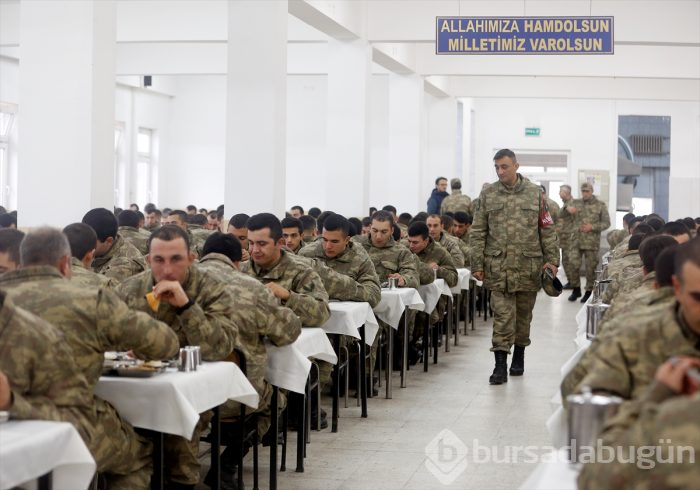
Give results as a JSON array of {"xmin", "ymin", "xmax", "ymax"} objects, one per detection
[{"xmin": 145, "ymin": 291, "xmax": 160, "ymax": 312}]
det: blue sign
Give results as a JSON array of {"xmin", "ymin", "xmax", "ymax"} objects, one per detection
[{"xmin": 436, "ymin": 17, "xmax": 614, "ymax": 55}]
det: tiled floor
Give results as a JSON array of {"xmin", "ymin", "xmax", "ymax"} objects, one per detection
[{"xmin": 198, "ymin": 291, "xmax": 581, "ymax": 489}]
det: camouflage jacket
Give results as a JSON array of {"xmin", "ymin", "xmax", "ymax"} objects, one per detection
[
  {"xmin": 578, "ymin": 382, "xmax": 700, "ymax": 490},
  {"xmin": 0, "ymin": 266, "xmax": 179, "ymax": 389},
  {"xmin": 302, "ymin": 235, "xmax": 316, "ymax": 244},
  {"xmin": 450, "ymin": 230, "xmax": 471, "ymax": 267},
  {"xmin": 560, "ymin": 286, "xmax": 675, "ymax": 404},
  {"xmin": 189, "ymin": 226, "xmax": 213, "ymax": 258},
  {"xmin": 571, "ymin": 195, "xmax": 611, "ymax": 250},
  {"xmin": 70, "ymin": 257, "xmax": 114, "ymax": 290},
  {"xmin": 602, "ymin": 251, "xmax": 643, "ymax": 304},
  {"xmin": 299, "ymin": 240, "xmax": 381, "ymax": 308},
  {"xmin": 197, "ymin": 253, "xmax": 301, "ymax": 400},
  {"xmin": 470, "ymin": 175, "xmax": 560, "ymax": 292},
  {"xmin": 118, "ymin": 226, "xmax": 149, "ymax": 255},
  {"xmin": 440, "ymin": 189, "xmax": 472, "ymax": 215},
  {"xmin": 91, "ymin": 234, "xmax": 148, "ymax": 283},
  {"xmin": 558, "ymin": 198, "xmax": 577, "ymax": 246},
  {"xmin": 437, "ymin": 232, "xmax": 465, "ymax": 268},
  {"xmin": 544, "ymin": 196, "xmax": 560, "ymax": 226},
  {"xmin": 241, "ymin": 249, "xmax": 330, "ymax": 327},
  {"xmin": 612, "ymin": 234, "xmax": 632, "ymax": 259},
  {"xmin": 413, "ymin": 239, "xmax": 458, "ymax": 288},
  {"xmin": 604, "ymin": 266, "xmax": 645, "ymax": 304},
  {"xmin": 606, "ymin": 228, "xmax": 627, "ymax": 249},
  {"xmin": 0, "ymin": 291, "xmax": 94, "ymax": 438},
  {"xmin": 575, "ymin": 303, "xmax": 700, "ymax": 402},
  {"xmin": 604, "ymin": 272, "xmax": 657, "ymax": 321},
  {"xmin": 354, "ymin": 234, "xmax": 419, "ymax": 288},
  {"xmin": 116, "ymin": 266, "xmax": 237, "ymax": 361}
]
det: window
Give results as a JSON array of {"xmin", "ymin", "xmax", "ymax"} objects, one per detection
[
  {"xmin": 114, "ymin": 122, "xmax": 125, "ymax": 208},
  {"xmin": 135, "ymin": 128, "xmax": 155, "ymax": 208},
  {"xmin": 0, "ymin": 102, "xmax": 17, "ymax": 209}
]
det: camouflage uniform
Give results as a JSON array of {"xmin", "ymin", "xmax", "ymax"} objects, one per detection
[
  {"xmin": 578, "ymin": 381, "xmax": 700, "ymax": 490},
  {"xmin": 197, "ymin": 253, "xmax": 301, "ymax": 435},
  {"xmin": 470, "ymin": 175, "xmax": 559, "ymax": 352},
  {"xmin": 412, "ymin": 239, "xmax": 458, "ymax": 335},
  {"xmin": 573, "ymin": 304, "xmax": 699, "ymax": 402},
  {"xmin": 118, "ymin": 225, "xmax": 149, "ymax": 255},
  {"xmin": 70, "ymin": 256, "xmax": 115, "ymax": 289},
  {"xmin": 560, "ymin": 286, "xmax": 675, "ymax": 404},
  {"xmin": 117, "ymin": 265, "xmax": 239, "ymax": 485},
  {"xmin": 606, "ymin": 228, "xmax": 627, "ymax": 250},
  {"xmin": 302, "ymin": 235, "xmax": 316, "ymax": 244},
  {"xmin": 544, "ymin": 196, "xmax": 560, "ymax": 226},
  {"xmin": 437, "ymin": 232, "xmax": 465, "ymax": 268},
  {"xmin": 612, "ymin": 233, "xmax": 632, "ymax": 259},
  {"xmin": 354, "ymin": 234, "xmax": 419, "ymax": 288},
  {"xmin": 604, "ymin": 272, "xmax": 657, "ymax": 320},
  {"xmin": 241, "ymin": 249, "xmax": 330, "ymax": 327},
  {"xmin": 601, "ymin": 250, "xmax": 642, "ymax": 304},
  {"xmin": 299, "ymin": 240, "xmax": 381, "ymax": 308},
  {"xmin": 91, "ymin": 234, "xmax": 148, "ymax": 283},
  {"xmin": 558, "ymin": 198, "xmax": 578, "ymax": 285},
  {"xmin": 0, "ymin": 266, "xmax": 180, "ymax": 489},
  {"xmin": 188, "ymin": 225, "xmax": 213, "ymax": 258},
  {"xmin": 569, "ymin": 194, "xmax": 611, "ymax": 291},
  {"xmin": 0, "ymin": 291, "xmax": 94, "ymax": 439},
  {"xmin": 440, "ymin": 189, "xmax": 472, "ymax": 215}
]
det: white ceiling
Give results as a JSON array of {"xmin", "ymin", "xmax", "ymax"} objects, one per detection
[{"xmin": 1, "ymin": 0, "xmax": 698, "ymax": 100}]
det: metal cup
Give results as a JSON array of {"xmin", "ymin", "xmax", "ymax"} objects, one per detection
[
  {"xmin": 190, "ymin": 346, "xmax": 201, "ymax": 367},
  {"xmin": 388, "ymin": 277, "xmax": 397, "ymax": 289},
  {"xmin": 433, "ymin": 268, "xmax": 438, "ymax": 281},
  {"xmin": 179, "ymin": 347, "xmax": 196, "ymax": 372}
]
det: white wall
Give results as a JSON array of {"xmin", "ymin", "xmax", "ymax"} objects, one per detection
[{"xmin": 0, "ymin": 57, "xmax": 19, "ymax": 210}]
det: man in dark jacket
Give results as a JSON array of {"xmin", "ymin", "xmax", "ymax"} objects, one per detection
[{"xmin": 427, "ymin": 177, "xmax": 449, "ymax": 214}]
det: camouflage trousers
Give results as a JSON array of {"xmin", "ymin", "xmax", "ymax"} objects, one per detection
[
  {"xmin": 92, "ymin": 398, "xmax": 152, "ymax": 490},
  {"xmin": 164, "ymin": 410, "xmax": 214, "ymax": 485},
  {"xmin": 569, "ymin": 248, "xmax": 599, "ymax": 291},
  {"xmin": 490, "ymin": 290, "xmax": 538, "ymax": 353},
  {"xmin": 560, "ymin": 245, "xmax": 578, "ymax": 286}
]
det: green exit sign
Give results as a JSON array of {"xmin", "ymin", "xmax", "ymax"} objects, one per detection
[{"xmin": 525, "ymin": 127, "xmax": 540, "ymax": 137}]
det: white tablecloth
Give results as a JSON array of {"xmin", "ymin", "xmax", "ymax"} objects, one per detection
[
  {"xmin": 519, "ymin": 449, "xmax": 578, "ymax": 490},
  {"xmin": 417, "ymin": 278, "xmax": 452, "ymax": 313},
  {"xmin": 450, "ymin": 268, "xmax": 472, "ymax": 293},
  {"xmin": 95, "ymin": 362, "xmax": 259, "ymax": 439},
  {"xmin": 0, "ymin": 420, "xmax": 96, "ymax": 490},
  {"xmin": 323, "ymin": 301, "xmax": 379, "ymax": 345},
  {"xmin": 374, "ymin": 288, "xmax": 425, "ymax": 329},
  {"xmin": 266, "ymin": 328, "xmax": 338, "ymax": 394}
]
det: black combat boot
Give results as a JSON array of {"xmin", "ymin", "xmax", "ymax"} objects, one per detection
[
  {"xmin": 489, "ymin": 351, "xmax": 508, "ymax": 385},
  {"xmin": 567, "ymin": 287, "xmax": 582, "ymax": 301},
  {"xmin": 509, "ymin": 345, "xmax": 525, "ymax": 376},
  {"xmin": 580, "ymin": 290, "xmax": 592, "ymax": 303}
]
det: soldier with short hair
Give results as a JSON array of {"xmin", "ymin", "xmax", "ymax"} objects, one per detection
[
  {"xmin": 0, "ymin": 227, "xmax": 180, "ymax": 489},
  {"xmin": 440, "ymin": 178, "xmax": 472, "ymax": 215},
  {"xmin": 117, "ymin": 209, "xmax": 149, "ymax": 255},
  {"xmin": 281, "ymin": 216, "xmax": 305, "ymax": 254},
  {"xmin": 116, "ymin": 225, "xmax": 239, "ymax": 488},
  {"xmin": 228, "ymin": 213, "xmax": 251, "ymax": 260},
  {"xmin": 470, "ymin": 149, "xmax": 559, "ymax": 385},
  {"xmin": 426, "ymin": 214, "xmax": 464, "ymax": 268},
  {"xmin": 82, "ymin": 207, "xmax": 148, "ymax": 283},
  {"xmin": 558, "ymin": 184, "xmax": 578, "ymax": 289},
  {"xmin": 62, "ymin": 222, "xmax": 115, "ymax": 289},
  {"xmin": 0, "ymin": 228, "xmax": 24, "ymax": 273},
  {"xmin": 566, "ymin": 182, "xmax": 611, "ymax": 302}
]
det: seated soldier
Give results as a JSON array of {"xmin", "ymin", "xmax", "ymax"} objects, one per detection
[
  {"xmin": 227, "ymin": 213, "xmax": 251, "ymax": 261},
  {"xmin": 162, "ymin": 209, "xmax": 203, "ymax": 258},
  {"xmin": 0, "ymin": 292, "xmax": 95, "ymax": 448},
  {"xmin": 361, "ymin": 216, "xmax": 371, "ymax": 236},
  {"xmin": 397, "ymin": 213, "xmax": 412, "ymax": 238},
  {"xmin": 406, "ymin": 222, "xmax": 458, "ymax": 359},
  {"xmin": 62, "ymin": 223, "xmax": 115, "ymax": 289},
  {"xmin": 601, "ymin": 232, "xmax": 647, "ymax": 304},
  {"xmin": 144, "ymin": 208, "xmax": 162, "ymax": 232},
  {"xmin": 299, "ymin": 214, "xmax": 317, "ymax": 243},
  {"xmin": 188, "ymin": 213, "xmax": 215, "ymax": 246},
  {"xmin": 117, "ymin": 209, "xmax": 149, "ymax": 255},
  {"xmin": 281, "ymin": 216, "xmax": 305, "ymax": 254},
  {"xmin": 561, "ymin": 243, "xmax": 679, "ymax": 403},
  {"xmin": 116, "ymin": 225, "xmax": 238, "ymax": 489},
  {"xmin": 0, "ymin": 228, "xmax": 24, "ymax": 273},
  {"xmin": 242, "ymin": 213, "xmax": 331, "ymax": 427},
  {"xmin": 450, "ymin": 212, "xmax": 472, "ymax": 257},
  {"xmin": 578, "ymin": 357, "xmax": 700, "ymax": 489},
  {"xmin": 82, "ymin": 207, "xmax": 147, "ymax": 283},
  {"xmin": 570, "ymin": 238, "xmax": 700, "ymax": 405},
  {"xmin": 426, "ymin": 214, "xmax": 465, "ymax": 267},
  {"xmin": 661, "ymin": 220, "xmax": 692, "ymax": 244},
  {"xmin": 299, "ymin": 213, "xmax": 381, "ymax": 307},
  {"xmin": 0, "ymin": 227, "xmax": 180, "ymax": 488},
  {"xmin": 197, "ymin": 233, "xmax": 301, "ymax": 489}
]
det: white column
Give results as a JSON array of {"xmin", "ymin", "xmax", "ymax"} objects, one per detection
[
  {"xmin": 18, "ymin": 0, "xmax": 115, "ymax": 227},
  {"xmin": 225, "ymin": 1, "xmax": 287, "ymax": 217},
  {"xmin": 325, "ymin": 39, "xmax": 371, "ymax": 217},
  {"xmin": 387, "ymin": 73, "xmax": 424, "ymax": 214}
]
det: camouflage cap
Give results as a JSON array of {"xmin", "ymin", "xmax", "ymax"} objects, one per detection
[
  {"xmin": 581, "ymin": 182, "xmax": 594, "ymax": 192},
  {"xmin": 542, "ymin": 269, "xmax": 563, "ymax": 297}
]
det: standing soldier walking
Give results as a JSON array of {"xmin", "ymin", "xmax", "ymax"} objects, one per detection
[
  {"xmin": 566, "ymin": 182, "xmax": 611, "ymax": 303},
  {"xmin": 470, "ymin": 149, "xmax": 560, "ymax": 385}
]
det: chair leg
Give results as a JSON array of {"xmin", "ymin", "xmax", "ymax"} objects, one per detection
[
  {"xmin": 356, "ymin": 342, "xmax": 362, "ymax": 406},
  {"xmin": 253, "ymin": 432, "xmax": 259, "ymax": 490},
  {"xmin": 280, "ymin": 405, "xmax": 288, "ymax": 471},
  {"xmin": 340, "ymin": 346, "xmax": 349, "ymax": 409}
]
